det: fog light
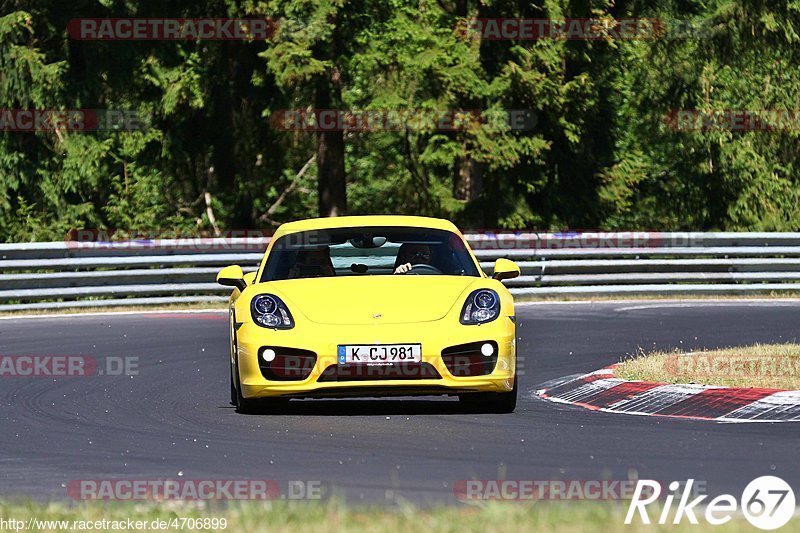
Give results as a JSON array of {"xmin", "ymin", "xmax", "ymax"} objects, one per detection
[
  {"xmin": 480, "ymin": 343, "xmax": 494, "ymax": 356},
  {"xmin": 262, "ymin": 348, "xmax": 276, "ymax": 362}
]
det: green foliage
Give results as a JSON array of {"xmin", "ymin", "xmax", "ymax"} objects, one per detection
[
  {"xmin": 597, "ymin": 0, "xmax": 800, "ymax": 230},
  {"xmin": 1, "ymin": 0, "xmax": 799, "ymax": 241}
]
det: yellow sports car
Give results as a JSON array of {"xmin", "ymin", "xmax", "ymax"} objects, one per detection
[{"xmin": 217, "ymin": 215, "xmax": 520, "ymax": 414}]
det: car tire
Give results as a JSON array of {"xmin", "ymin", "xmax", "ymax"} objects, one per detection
[
  {"xmin": 459, "ymin": 379, "xmax": 517, "ymax": 414},
  {"xmin": 229, "ymin": 310, "xmax": 238, "ymax": 406},
  {"xmin": 233, "ymin": 357, "xmax": 290, "ymax": 414},
  {"xmin": 229, "ymin": 363, "xmax": 237, "ymax": 406},
  {"xmin": 234, "ymin": 357, "xmax": 261, "ymax": 414}
]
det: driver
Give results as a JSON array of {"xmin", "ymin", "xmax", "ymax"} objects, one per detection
[{"xmin": 393, "ymin": 243, "xmax": 431, "ymax": 274}]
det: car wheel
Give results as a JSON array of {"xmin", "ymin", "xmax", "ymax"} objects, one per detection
[
  {"xmin": 234, "ymin": 357, "xmax": 261, "ymax": 414},
  {"xmin": 229, "ymin": 310, "xmax": 238, "ymax": 406},
  {"xmin": 459, "ymin": 380, "xmax": 517, "ymax": 414},
  {"xmin": 233, "ymin": 356, "xmax": 290, "ymax": 414},
  {"xmin": 229, "ymin": 362, "xmax": 237, "ymax": 406}
]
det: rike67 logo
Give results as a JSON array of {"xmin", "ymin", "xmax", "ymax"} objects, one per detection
[{"xmin": 626, "ymin": 477, "xmax": 795, "ymax": 530}]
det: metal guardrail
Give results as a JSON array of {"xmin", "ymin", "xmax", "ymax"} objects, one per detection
[{"xmin": 3, "ymin": 232, "xmax": 800, "ymax": 310}]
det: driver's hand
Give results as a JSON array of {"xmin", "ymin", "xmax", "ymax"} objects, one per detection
[{"xmin": 394, "ymin": 262, "xmax": 412, "ymax": 274}]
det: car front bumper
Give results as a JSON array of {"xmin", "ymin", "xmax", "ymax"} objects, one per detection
[{"xmin": 235, "ymin": 316, "xmax": 516, "ymax": 399}]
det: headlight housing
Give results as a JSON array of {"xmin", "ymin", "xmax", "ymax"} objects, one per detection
[
  {"xmin": 251, "ymin": 294, "xmax": 294, "ymax": 329},
  {"xmin": 460, "ymin": 289, "xmax": 500, "ymax": 325}
]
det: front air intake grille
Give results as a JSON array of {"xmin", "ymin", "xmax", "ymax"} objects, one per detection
[
  {"xmin": 441, "ymin": 341, "xmax": 498, "ymax": 377},
  {"xmin": 258, "ymin": 347, "xmax": 317, "ymax": 381},
  {"xmin": 317, "ymin": 362, "xmax": 442, "ymax": 382}
]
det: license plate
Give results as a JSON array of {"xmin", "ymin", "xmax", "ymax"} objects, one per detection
[{"xmin": 338, "ymin": 344, "xmax": 422, "ymax": 365}]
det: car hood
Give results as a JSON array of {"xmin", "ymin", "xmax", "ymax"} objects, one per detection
[{"xmin": 265, "ymin": 276, "xmax": 480, "ymax": 325}]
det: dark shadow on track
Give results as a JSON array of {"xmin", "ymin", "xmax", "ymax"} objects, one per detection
[{"xmin": 220, "ymin": 398, "xmax": 511, "ymax": 416}]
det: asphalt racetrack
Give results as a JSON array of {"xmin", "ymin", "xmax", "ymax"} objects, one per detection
[{"xmin": 2, "ymin": 301, "xmax": 799, "ymax": 504}]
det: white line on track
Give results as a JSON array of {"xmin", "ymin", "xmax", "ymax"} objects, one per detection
[
  {"xmin": 516, "ymin": 298, "xmax": 800, "ymax": 311},
  {"xmin": 613, "ymin": 301, "xmax": 800, "ymax": 311},
  {"xmin": 0, "ymin": 308, "xmax": 227, "ymax": 321}
]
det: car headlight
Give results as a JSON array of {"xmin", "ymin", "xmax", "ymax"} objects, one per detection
[
  {"xmin": 251, "ymin": 294, "xmax": 294, "ymax": 329},
  {"xmin": 460, "ymin": 289, "xmax": 500, "ymax": 325}
]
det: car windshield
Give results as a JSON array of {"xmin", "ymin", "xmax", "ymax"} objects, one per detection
[{"xmin": 261, "ymin": 226, "xmax": 480, "ymax": 281}]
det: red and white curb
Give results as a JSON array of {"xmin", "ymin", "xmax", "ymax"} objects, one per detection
[{"xmin": 535, "ymin": 364, "xmax": 800, "ymax": 422}]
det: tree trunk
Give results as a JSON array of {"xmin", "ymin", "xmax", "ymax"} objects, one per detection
[
  {"xmin": 453, "ymin": 149, "xmax": 481, "ymax": 201},
  {"xmin": 315, "ymin": 67, "xmax": 347, "ymax": 217},
  {"xmin": 452, "ymin": 0, "xmax": 481, "ymax": 203}
]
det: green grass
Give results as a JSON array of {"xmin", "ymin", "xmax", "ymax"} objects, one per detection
[
  {"xmin": 0, "ymin": 500, "xmax": 793, "ymax": 532},
  {"xmin": 617, "ymin": 343, "xmax": 800, "ymax": 389}
]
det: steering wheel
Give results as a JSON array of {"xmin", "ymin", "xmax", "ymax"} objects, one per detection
[{"xmin": 405, "ymin": 263, "xmax": 443, "ymax": 275}]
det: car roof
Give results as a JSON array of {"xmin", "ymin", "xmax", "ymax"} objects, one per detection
[{"xmin": 272, "ymin": 215, "xmax": 461, "ymax": 238}]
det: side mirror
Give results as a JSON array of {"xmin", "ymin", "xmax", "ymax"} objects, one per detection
[
  {"xmin": 492, "ymin": 258, "xmax": 520, "ymax": 281},
  {"xmin": 217, "ymin": 265, "xmax": 246, "ymax": 291}
]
